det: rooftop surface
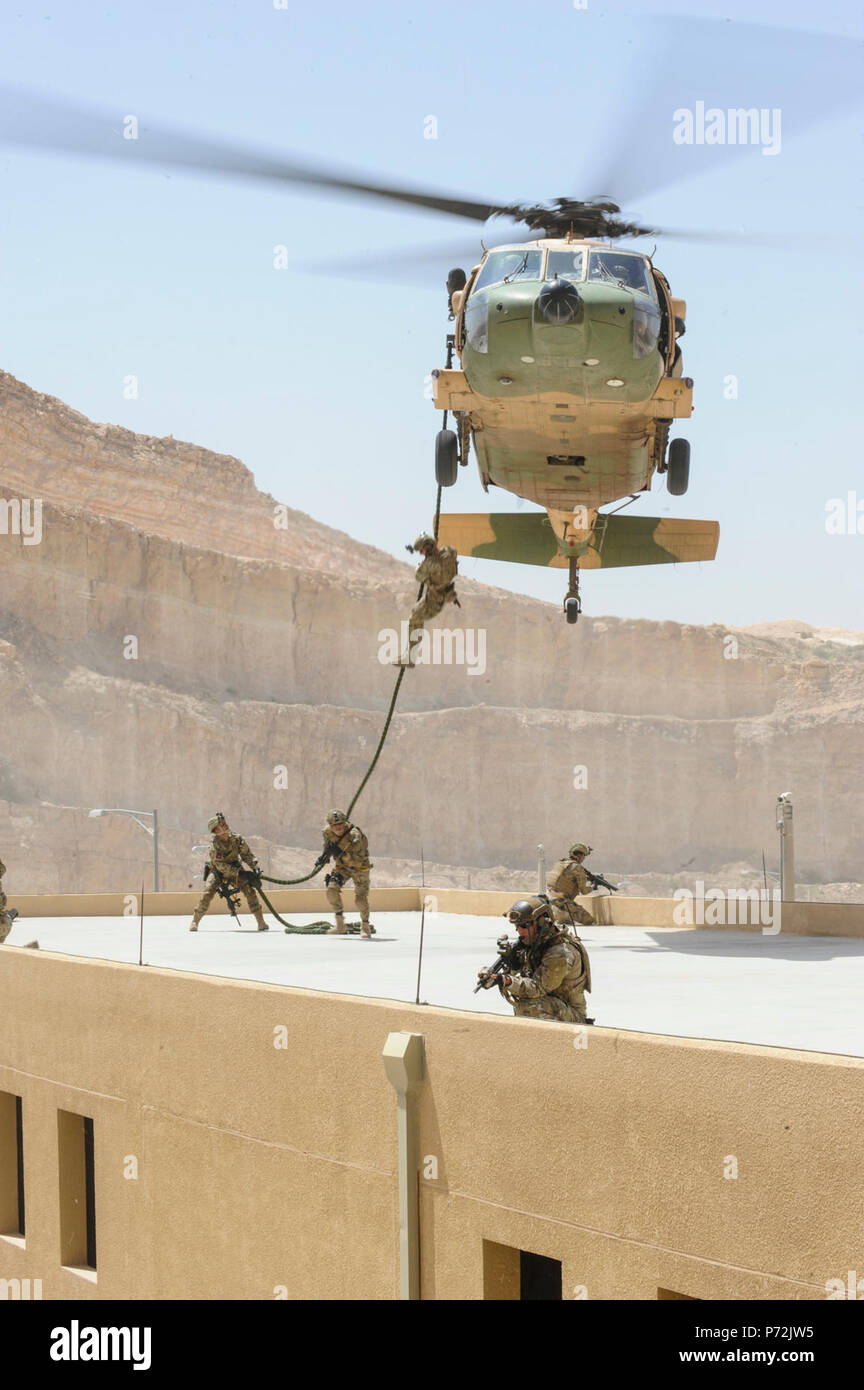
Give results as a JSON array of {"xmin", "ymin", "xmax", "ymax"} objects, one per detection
[{"xmin": 7, "ymin": 912, "xmax": 864, "ymax": 1059}]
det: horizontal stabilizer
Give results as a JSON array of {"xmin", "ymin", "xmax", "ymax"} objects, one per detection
[{"xmin": 438, "ymin": 512, "xmax": 719, "ymax": 570}]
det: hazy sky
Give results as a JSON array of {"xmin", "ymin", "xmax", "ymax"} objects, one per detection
[{"xmin": 0, "ymin": 0, "xmax": 862, "ymax": 628}]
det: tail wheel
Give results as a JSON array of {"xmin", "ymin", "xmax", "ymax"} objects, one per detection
[
  {"xmin": 565, "ymin": 598, "xmax": 581, "ymax": 624},
  {"xmin": 435, "ymin": 429, "xmax": 458, "ymax": 487},
  {"xmin": 667, "ymin": 437, "xmax": 690, "ymax": 496}
]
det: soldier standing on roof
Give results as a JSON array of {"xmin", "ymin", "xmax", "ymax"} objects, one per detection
[
  {"xmin": 402, "ymin": 533, "xmax": 460, "ymax": 663},
  {"xmin": 319, "ymin": 811, "xmax": 373, "ymax": 939},
  {"xmin": 190, "ymin": 813, "xmax": 268, "ymax": 933},
  {"xmin": 547, "ymin": 842, "xmax": 596, "ymax": 928},
  {"xmin": 0, "ymin": 857, "xmax": 15, "ymax": 943}
]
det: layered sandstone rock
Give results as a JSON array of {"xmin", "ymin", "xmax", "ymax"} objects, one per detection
[{"xmin": 0, "ymin": 371, "xmax": 861, "ymax": 894}]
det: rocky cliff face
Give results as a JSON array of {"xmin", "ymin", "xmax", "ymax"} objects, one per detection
[
  {"xmin": 0, "ymin": 370, "xmax": 861, "ymax": 894},
  {"xmin": 0, "ymin": 370, "xmax": 406, "ymax": 582}
]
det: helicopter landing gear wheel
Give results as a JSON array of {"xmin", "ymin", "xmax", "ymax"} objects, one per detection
[
  {"xmin": 435, "ymin": 428, "xmax": 458, "ymax": 487},
  {"xmin": 564, "ymin": 558, "xmax": 582, "ymax": 624},
  {"xmin": 667, "ymin": 437, "xmax": 690, "ymax": 496}
]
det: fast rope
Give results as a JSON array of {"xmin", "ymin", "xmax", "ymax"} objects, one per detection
[
  {"xmin": 255, "ymin": 880, "xmax": 373, "ymax": 935},
  {"xmin": 258, "ymin": 482, "xmax": 444, "ymax": 890}
]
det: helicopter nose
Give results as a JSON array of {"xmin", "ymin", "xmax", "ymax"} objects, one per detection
[{"xmin": 538, "ymin": 277, "xmax": 581, "ymax": 325}]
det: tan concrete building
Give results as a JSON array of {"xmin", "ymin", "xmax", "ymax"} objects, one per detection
[{"xmin": 2, "ymin": 901, "xmax": 863, "ymax": 1301}]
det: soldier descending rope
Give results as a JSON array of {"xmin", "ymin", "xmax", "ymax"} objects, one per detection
[{"xmin": 401, "ymin": 533, "xmax": 460, "ymax": 665}]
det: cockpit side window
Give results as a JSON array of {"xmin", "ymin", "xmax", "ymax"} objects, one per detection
[
  {"xmin": 587, "ymin": 251, "xmax": 655, "ymax": 298},
  {"xmin": 471, "ymin": 249, "xmax": 543, "ymax": 294}
]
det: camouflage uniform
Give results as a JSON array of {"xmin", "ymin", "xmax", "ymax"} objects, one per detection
[
  {"xmin": 191, "ymin": 825, "xmax": 267, "ymax": 930},
  {"xmin": 323, "ymin": 819, "xmax": 372, "ymax": 930},
  {"xmin": 0, "ymin": 858, "xmax": 13, "ymax": 944},
  {"xmin": 408, "ymin": 545, "xmax": 460, "ymax": 636},
  {"xmin": 547, "ymin": 857, "xmax": 595, "ymax": 928},
  {"xmin": 503, "ymin": 922, "xmax": 592, "ymax": 1024}
]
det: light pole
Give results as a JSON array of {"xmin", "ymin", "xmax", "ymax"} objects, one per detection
[{"xmin": 89, "ymin": 808, "xmax": 159, "ymax": 892}]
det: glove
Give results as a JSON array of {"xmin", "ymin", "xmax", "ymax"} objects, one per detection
[{"xmin": 325, "ymin": 871, "xmax": 345, "ymax": 888}]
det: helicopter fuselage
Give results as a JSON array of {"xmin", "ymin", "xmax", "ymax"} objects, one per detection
[{"xmin": 434, "ymin": 237, "xmax": 691, "ymax": 515}]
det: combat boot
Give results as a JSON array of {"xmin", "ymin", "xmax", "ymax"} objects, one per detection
[
  {"xmin": 327, "ymin": 915, "xmax": 347, "ymax": 935},
  {"xmin": 360, "ymin": 919, "xmax": 373, "ymax": 939},
  {"xmin": 189, "ymin": 916, "xmax": 201, "ymax": 932},
  {"xmin": 255, "ymin": 912, "xmax": 269, "ymax": 932}
]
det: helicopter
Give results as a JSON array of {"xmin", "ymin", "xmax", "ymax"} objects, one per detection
[
  {"xmin": 0, "ymin": 90, "xmax": 716, "ymax": 626},
  {"xmin": 428, "ymin": 198, "xmax": 714, "ymax": 623},
  {"xmin": 0, "ymin": 16, "xmax": 856, "ymax": 623}
]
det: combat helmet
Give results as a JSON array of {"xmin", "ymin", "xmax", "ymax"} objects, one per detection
[
  {"xmin": 569, "ymin": 842, "xmax": 592, "ymax": 857},
  {"xmin": 506, "ymin": 895, "xmax": 555, "ymax": 932},
  {"xmin": 327, "ymin": 809, "xmax": 348, "ymax": 825},
  {"xmin": 412, "ymin": 533, "xmax": 436, "ymax": 553},
  {"xmin": 208, "ymin": 814, "xmax": 227, "ymax": 833}
]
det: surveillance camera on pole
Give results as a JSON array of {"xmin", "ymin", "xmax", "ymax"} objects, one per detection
[{"xmin": 775, "ymin": 793, "xmax": 795, "ymax": 902}]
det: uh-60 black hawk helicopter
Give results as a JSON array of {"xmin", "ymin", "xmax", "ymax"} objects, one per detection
[
  {"xmin": 1, "ymin": 17, "xmax": 854, "ymax": 621},
  {"xmin": 424, "ymin": 193, "xmax": 710, "ymax": 624}
]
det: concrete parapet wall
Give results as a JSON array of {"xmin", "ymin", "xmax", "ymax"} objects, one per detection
[
  {"xmin": 10, "ymin": 889, "xmax": 864, "ymax": 937},
  {"xmin": 0, "ymin": 947, "xmax": 861, "ymax": 1300},
  {"xmin": 9, "ymin": 887, "xmax": 419, "ymax": 918}
]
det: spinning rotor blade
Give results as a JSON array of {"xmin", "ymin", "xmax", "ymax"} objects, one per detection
[
  {"xmin": 312, "ymin": 221, "xmax": 786, "ymax": 285},
  {"xmin": 580, "ymin": 16, "xmax": 863, "ymax": 212},
  {"xmin": 0, "ymin": 16, "xmax": 857, "ymax": 245},
  {"xmin": 0, "ymin": 84, "xmax": 505, "ymax": 223}
]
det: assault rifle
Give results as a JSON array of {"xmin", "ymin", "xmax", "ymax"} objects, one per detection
[
  {"xmin": 585, "ymin": 868, "xmax": 618, "ymax": 893},
  {"xmin": 312, "ymin": 842, "xmax": 338, "ymax": 873},
  {"xmin": 203, "ymin": 863, "xmax": 243, "ymax": 922},
  {"xmin": 314, "ymin": 841, "xmax": 349, "ymax": 887},
  {"xmin": 474, "ymin": 934, "xmax": 520, "ymax": 994}
]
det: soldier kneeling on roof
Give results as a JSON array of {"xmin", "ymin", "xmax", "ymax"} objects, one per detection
[
  {"xmin": 547, "ymin": 841, "xmax": 596, "ymax": 928},
  {"xmin": 477, "ymin": 895, "xmax": 592, "ymax": 1024}
]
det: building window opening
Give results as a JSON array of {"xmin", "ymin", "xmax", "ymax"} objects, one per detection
[
  {"xmin": 0, "ymin": 1092, "xmax": 25, "ymax": 1238},
  {"xmin": 57, "ymin": 1110, "xmax": 97, "ymax": 1272}
]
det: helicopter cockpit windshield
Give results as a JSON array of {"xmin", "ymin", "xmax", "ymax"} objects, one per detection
[
  {"xmin": 471, "ymin": 248, "xmax": 543, "ymax": 294},
  {"xmin": 587, "ymin": 250, "xmax": 655, "ymax": 297},
  {"xmin": 545, "ymin": 249, "xmax": 586, "ymax": 282}
]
